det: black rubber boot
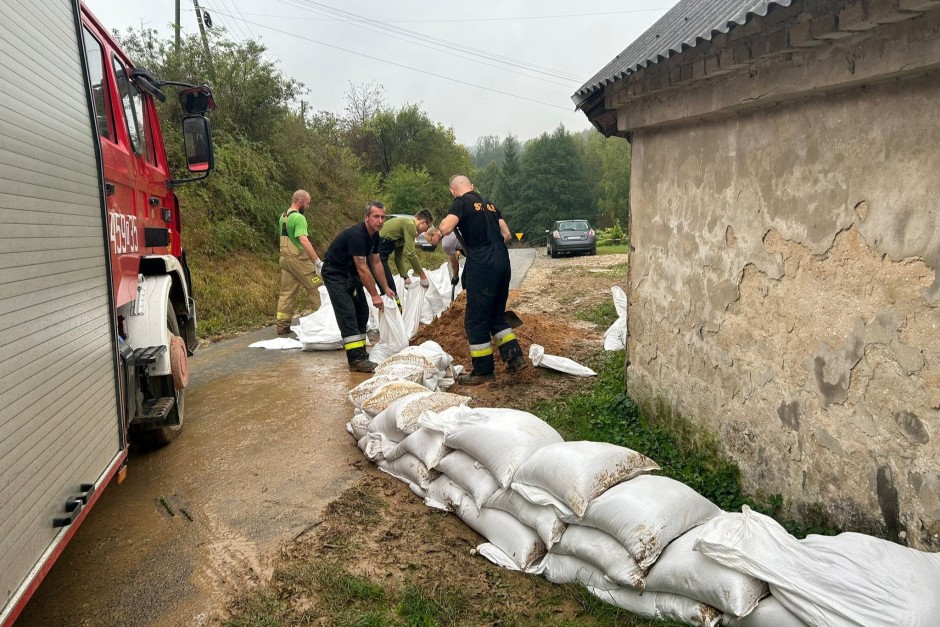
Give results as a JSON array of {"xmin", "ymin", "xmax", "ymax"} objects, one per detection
[
  {"xmin": 499, "ymin": 339, "xmax": 527, "ymax": 373},
  {"xmin": 457, "ymin": 354, "xmax": 495, "ymax": 386},
  {"xmin": 346, "ymin": 347, "xmax": 376, "ymax": 373}
]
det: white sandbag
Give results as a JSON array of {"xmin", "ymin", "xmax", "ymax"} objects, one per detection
[
  {"xmin": 373, "ymin": 361, "xmax": 427, "ymax": 385},
  {"xmin": 401, "ymin": 342, "xmax": 453, "ymax": 372},
  {"xmin": 427, "ymin": 261, "xmax": 462, "ymax": 302},
  {"xmin": 484, "ymin": 488, "xmax": 566, "ymax": 550},
  {"xmin": 456, "ymin": 499, "xmax": 545, "ymax": 570},
  {"xmin": 369, "ymin": 296, "xmax": 409, "ymax": 364},
  {"xmin": 529, "ymin": 553, "xmax": 619, "ymax": 591},
  {"xmin": 420, "ymin": 278, "xmax": 447, "ymax": 323},
  {"xmin": 645, "ymin": 523, "xmax": 768, "ymax": 618},
  {"xmin": 435, "ymin": 450, "xmax": 501, "ymax": 508},
  {"xmin": 376, "ymin": 351, "xmax": 440, "ymax": 389},
  {"xmin": 528, "ymin": 344, "xmax": 597, "ymax": 377},
  {"xmin": 394, "ymin": 393, "xmax": 470, "ymax": 434},
  {"xmin": 360, "ymin": 380, "xmax": 429, "ymax": 417},
  {"xmin": 380, "ymin": 428, "xmax": 450, "ymax": 469},
  {"xmin": 425, "ymin": 475, "xmax": 470, "ymax": 512},
  {"xmin": 722, "ymin": 596, "xmax": 806, "ymax": 627},
  {"xmin": 361, "ymin": 432, "xmax": 389, "ymax": 461},
  {"xmin": 511, "ymin": 440, "xmax": 660, "ymax": 519},
  {"xmin": 376, "ymin": 452, "xmax": 437, "ymax": 490},
  {"xmin": 249, "ymin": 337, "xmax": 303, "ymax": 349},
  {"xmin": 294, "ymin": 285, "xmax": 343, "ymax": 350},
  {"xmin": 576, "ymin": 475, "xmax": 722, "ymax": 571},
  {"xmin": 588, "ymin": 586, "xmax": 721, "ymax": 627},
  {"xmin": 369, "ymin": 392, "xmax": 434, "ymax": 441},
  {"xmin": 551, "ymin": 524, "xmax": 646, "ymax": 589},
  {"xmin": 347, "ymin": 409, "xmax": 371, "ymax": 440},
  {"xmin": 348, "ymin": 374, "xmax": 405, "ymax": 408},
  {"xmin": 401, "ymin": 281, "xmax": 426, "ymax": 339},
  {"xmin": 419, "ymin": 405, "xmax": 563, "ymax": 488},
  {"xmin": 695, "ymin": 505, "xmax": 940, "ymax": 627},
  {"xmin": 356, "ymin": 433, "xmax": 370, "ymax": 453},
  {"xmin": 604, "ymin": 286, "xmax": 627, "ymax": 351},
  {"xmin": 476, "ymin": 543, "xmax": 522, "ymax": 571}
]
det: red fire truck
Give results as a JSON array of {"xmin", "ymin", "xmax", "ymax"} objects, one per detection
[{"xmin": 0, "ymin": 1, "xmax": 215, "ymax": 623}]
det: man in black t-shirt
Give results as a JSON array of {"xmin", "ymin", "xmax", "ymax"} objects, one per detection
[
  {"xmin": 321, "ymin": 201, "xmax": 396, "ymax": 372},
  {"xmin": 437, "ymin": 175, "xmax": 526, "ymax": 385}
]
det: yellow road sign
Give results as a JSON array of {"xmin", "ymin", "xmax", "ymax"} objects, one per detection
[{"xmin": 515, "ymin": 232, "xmax": 523, "ymax": 240}]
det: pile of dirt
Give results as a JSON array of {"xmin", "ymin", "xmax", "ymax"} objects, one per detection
[{"xmin": 412, "ymin": 290, "xmax": 595, "ymax": 407}]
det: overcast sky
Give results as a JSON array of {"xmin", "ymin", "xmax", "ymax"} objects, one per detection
[{"xmin": 84, "ymin": 0, "xmax": 677, "ymax": 146}]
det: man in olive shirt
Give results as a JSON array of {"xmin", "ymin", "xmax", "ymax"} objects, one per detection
[
  {"xmin": 377, "ymin": 209, "xmax": 439, "ymax": 301},
  {"xmin": 276, "ymin": 189, "xmax": 322, "ymax": 336}
]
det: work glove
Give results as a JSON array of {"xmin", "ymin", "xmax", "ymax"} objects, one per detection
[
  {"xmin": 314, "ymin": 259, "xmax": 324, "ymax": 276},
  {"xmin": 420, "ymin": 278, "xmax": 429, "ymax": 288},
  {"xmin": 404, "ymin": 277, "xmax": 412, "ymax": 286},
  {"xmin": 450, "ymin": 274, "xmax": 459, "ymax": 286}
]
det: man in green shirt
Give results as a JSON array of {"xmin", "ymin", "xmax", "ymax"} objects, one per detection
[
  {"xmin": 377, "ymin": 209, "xmax": 439, "ymax": 301},
  {"xmin": 276, "ymin": 189, "xmax": 323, "ymax": 336}
]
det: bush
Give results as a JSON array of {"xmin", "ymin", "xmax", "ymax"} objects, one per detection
[{"xmin": 596, "ymin": 221, "xmax": 626, "ymax": 246}]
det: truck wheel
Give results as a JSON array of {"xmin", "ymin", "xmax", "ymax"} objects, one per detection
[{"xmin": 140, "ymin": 306, "xmax": 185, "ymax": 447}]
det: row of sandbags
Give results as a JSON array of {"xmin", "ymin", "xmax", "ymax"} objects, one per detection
[
  {"xmin": 294, "ymin": 262, "xmax": 462, "ymax": 350},
  {"xmin": 344, "ymin": 361, "xmax": 940, "ymax": 626}
]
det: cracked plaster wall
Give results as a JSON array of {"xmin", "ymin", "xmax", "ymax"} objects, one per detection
[{"xmin": 626, "ymin": 72, "xmax": 940, "ymax": 548}]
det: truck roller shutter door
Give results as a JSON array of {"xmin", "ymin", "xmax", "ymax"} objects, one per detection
[{"xmin": 0, "ymin": 0, "xmax": 124, "ymax": 624}]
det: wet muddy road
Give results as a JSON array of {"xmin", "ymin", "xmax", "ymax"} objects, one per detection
[
  {"xmin": 18, "ymin": 249, "xmax": 536, "ymax": 626},
  {"xmin": 18, "ymin": 329, "xmax": 367, "ymax": 626}
]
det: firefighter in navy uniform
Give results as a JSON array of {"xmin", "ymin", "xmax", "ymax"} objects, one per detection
[
  {"xmin": 437, "ymin": 175, "xmax": 527, "ymax": 385},
  {"xmin": 321, "ymin": 201, "xmax": 396, "ymax": 372}
]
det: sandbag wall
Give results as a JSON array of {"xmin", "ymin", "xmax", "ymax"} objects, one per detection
[{"xmin": 345, "ymin": 348, "xmax": 940, "ymax": 627}]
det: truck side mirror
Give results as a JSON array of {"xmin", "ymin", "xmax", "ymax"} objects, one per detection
[
  {"xmin": 183, "ymin": 115, "xmax": 214, "ymax": 174},
  {"xmin": 178, "ymin": 85, "xmax": 215, "ymax": 115}
]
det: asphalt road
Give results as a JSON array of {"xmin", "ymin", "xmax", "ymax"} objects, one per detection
[{"xmin": 18, "ymin": 249, "xmax": 537, "ymax": 626}]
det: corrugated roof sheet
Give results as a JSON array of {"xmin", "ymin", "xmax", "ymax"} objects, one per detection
[{"xmin": 572, "ymin": 0, "xmax": 792, "ymax": 104}]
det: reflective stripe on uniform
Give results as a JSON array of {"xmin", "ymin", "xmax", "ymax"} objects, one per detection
[
  {"xmin": 494, "ymin": 330, "xmax": 516, "ymax": 346},
  {"xmin": 276, "ymin": 312, "xmax": 292, "ymax": 320},
  {"xmin": 469, "ymin": 342, "xmax": 494, "ymax": 357},
  {"xmin": 343, "ymin": 333, "xmax": 366, "ymax": 351}
]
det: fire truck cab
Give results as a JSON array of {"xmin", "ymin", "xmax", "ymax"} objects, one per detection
[{"xmin": 0, "ymin": 1, "xmax": 215, "ymax": 623}]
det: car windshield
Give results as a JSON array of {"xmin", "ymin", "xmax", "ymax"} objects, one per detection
[{"xmin": 559, "ymin": 221, "xmax": 589, "ymax": 231}]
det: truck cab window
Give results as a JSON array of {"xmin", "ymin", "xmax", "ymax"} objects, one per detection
[
  {"xmin": 112, "ymin": 56, "xmax": 148, "ymax": 158},
  {"xmin": 82, "ymin": 28, "xmax": 112, "ymax": 140}
]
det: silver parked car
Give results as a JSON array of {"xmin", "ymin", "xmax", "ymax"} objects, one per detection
[{"xmin": 546, "ymin": 219, "xmax": 596, "ymax": 257}]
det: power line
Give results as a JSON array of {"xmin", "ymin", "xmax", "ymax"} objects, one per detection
[
  {"xmin": 276, "ymin": 0, "xmax": 588, "ymax": 83},
  {"xmin": 217, "ymin": 7, "xmax": 672, "ymax": 24},
  {"xmin": 219, "ymin": 16, "xmax": 573, "ymax": 111},
  {"xmin": 205, "ymin": 6, "xmax": 579, "ymax": 88}
]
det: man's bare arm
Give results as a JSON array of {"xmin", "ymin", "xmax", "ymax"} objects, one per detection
[
  {"xmin": 498, "ymin": 219, "xmax": 511, "ymax": 245},
  {"xmin": 298, "ymin": 235, "xmax": 320, "ymax": 263}
]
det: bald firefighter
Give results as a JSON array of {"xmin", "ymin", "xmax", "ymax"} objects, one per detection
[
  {"xmin": 276, "ymin": 189, "xmax": 322, "ymax": 335},
  {"xmin": 437, "ymin": 175, "xmax": 526, "ymax": 384}
]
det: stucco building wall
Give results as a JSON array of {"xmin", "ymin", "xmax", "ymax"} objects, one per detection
[{"xmin": 624, "ymin": 40, "xmax": 939, "ymax": 545}]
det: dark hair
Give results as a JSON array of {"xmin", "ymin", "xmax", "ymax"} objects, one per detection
[
  {"xmin": 415, "ymin": 209, "xmax": 434, "ymax": 225},
  {"xmin": 364, "ymin": 200, "xmax": 385, "ymax": 217}
]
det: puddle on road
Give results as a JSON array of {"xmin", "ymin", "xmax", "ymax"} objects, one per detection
[{"xmin": 18, "ymin": 342, "xmax": 367, "ymax": 626}]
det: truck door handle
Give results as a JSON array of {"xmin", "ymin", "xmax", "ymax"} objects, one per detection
[
  {"xmin": 52, "ymin": 484, "xmax": 96, "ymax": 527},
  {"xmin": 105, "ymin": 182, "xmax": 116, "ymax": 196},
  {"xmin": 150, "ymin": 196, "xmax": 160, "ymax": 206}
]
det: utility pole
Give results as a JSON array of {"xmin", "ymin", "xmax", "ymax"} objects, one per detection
[
  {"xmin": 193, "ymin": 0, "xmax": 215, "ymax": 83},
  {"xmin": 174, "ymin": 0, "xmax": 180, "ymax": 55}
]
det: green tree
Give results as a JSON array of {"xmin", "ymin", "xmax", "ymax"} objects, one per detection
[
  {"xmin": 576, "ymin": 130, "xmax": 631, "ymax": 228},
  {"xmin": 472, "ymin": 162, "xmax": 501, "ymax": 202},
  {"xmin": 492, "ymin": 134, "xmax": 522, "ymax": 211},
  {"xmin": 472, "ymin": 135, "xmax": 503, "ymax": 170},
  {"xmin": 383, "ymin": 166, "xmax": 449, "ymax": 215},
  {"xmin": 510, "ymin": 126, "xmax": 595, "ymax": 243}
]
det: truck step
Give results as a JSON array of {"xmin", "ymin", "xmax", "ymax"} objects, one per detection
[
  {"xmin": 134, "ymin": 397, "xmax": 179, "ymax": 429},
  {"xmin": 128, "ymin": 345, "xmax": 167, "ymax": 367}
]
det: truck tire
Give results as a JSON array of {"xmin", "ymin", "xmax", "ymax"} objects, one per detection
[{"xmin": 139, "ymin": 306, "xmax": 185, "ymax": 447}]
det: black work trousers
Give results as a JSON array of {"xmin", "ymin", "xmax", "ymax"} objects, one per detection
[
  {"xmin": 464, "ymin": 270, "xmax": 511, "ymax": 347},
  {"xmin": 322, "ymin": 264, "xmax": 370, "ymax": 344}
]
